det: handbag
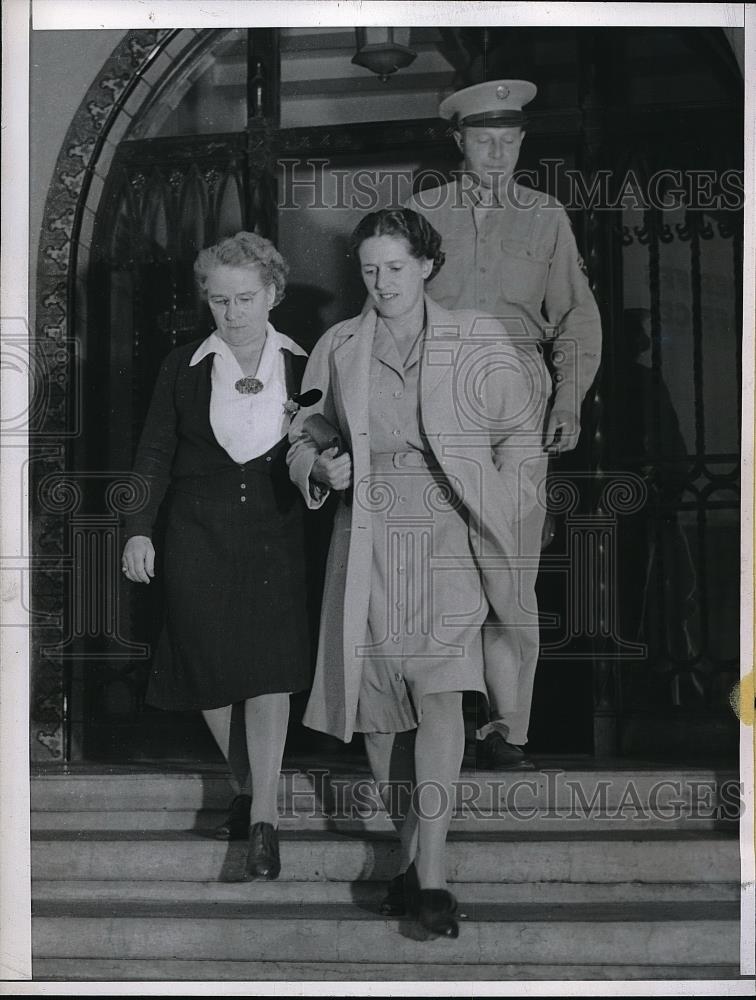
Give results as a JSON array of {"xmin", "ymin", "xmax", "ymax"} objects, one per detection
[
  {"xmin": 300, "ymin": 413, "xmax": 351, "ymax": 505},
  {"xmin": 301, "ymin": 412, "xmax": 346, "ymax": 456}
]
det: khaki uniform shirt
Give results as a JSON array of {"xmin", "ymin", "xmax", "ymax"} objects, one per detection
[{"xmin": 406, "ymin": 179, "xmax": 602, "ymax": 417}]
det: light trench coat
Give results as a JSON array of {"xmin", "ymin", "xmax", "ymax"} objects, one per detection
[{"xmin": 288, "ymin": 295, "xmax": 549, "ymax": 742}]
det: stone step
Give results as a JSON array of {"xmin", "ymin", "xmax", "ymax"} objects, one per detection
[
  {"xmin": 31, "ymin": 958, "xmax": 741, "ymax": 982},
  {"xmin": 31, "ymin": 767, "xmax": 741, "ymax": 832},
  {"xmin": 32, "ymin": 808, "xmax": 739, "ymax": 834},
  {"xmin": 31, "ymin": 900, "xmax": 740, "ymax": 966},
  {"xmin": 32, "ymin": 829, "xmax": 739, "ymax": 885},
  {"xmin": 32, "ymin": 878, "xmax": 739, "ymax": 907}
]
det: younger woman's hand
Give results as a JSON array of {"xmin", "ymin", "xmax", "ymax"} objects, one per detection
[
  {"xmin": 311, "ymin": 446, "xmax": 352, "ymax": 491},
  {"xmin": 122, "ymin": 535, "xmax": 155, "ymax": 584}
]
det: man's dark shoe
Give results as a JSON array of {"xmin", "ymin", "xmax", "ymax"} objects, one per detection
[{"xmin": 476, "ymin": 732, "xmax": 535, "ymax": 770}]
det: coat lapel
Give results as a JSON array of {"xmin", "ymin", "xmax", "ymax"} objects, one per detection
[
  {"xmin": 420, "ymin": 295, "xmax": 460, "ymax": 403},
  {"xmin": 333, "ymin": 307, "xmax": 377, "ymax": 436},
  {"xmin": 328, "ymin": 310, "xmax": 379, "ymax": 740}
]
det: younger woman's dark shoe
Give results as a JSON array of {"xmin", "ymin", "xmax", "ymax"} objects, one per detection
[
  {"xmin": 417, "ymin": 889, "xmax": 459, "ymax": 938},
  {"xmin": 213, "ymin": 794, "xmax": 252, "ymax": 841},
  {"xmin": 244, "ymin": 821, "xmax": 281, "ymax": 881},
  {"xmin": 379, "ymin": 872, "xmax": 407, "ymax": 916},
  {"xmin": 404, "ymin": 861, "xmax": 459, "ymax": 939}
]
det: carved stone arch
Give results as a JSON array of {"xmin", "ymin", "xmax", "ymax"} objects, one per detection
[{"xmin": 31, "ymin": 28, "xmax": 219, "ymax": 762}]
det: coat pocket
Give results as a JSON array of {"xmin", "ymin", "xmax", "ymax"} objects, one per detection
[{"xmin": 499, "ymin": 241, "xmax": 549, "ymax": 305}]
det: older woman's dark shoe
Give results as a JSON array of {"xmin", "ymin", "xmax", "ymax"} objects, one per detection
[
  {"xmin": 244, "ymin": 821, "xmax": 281, "ymax": 880},
  {"xmin": 404, "ymin": 862, "xmax": 459, "ymax": 938},
  {"xmin": 379, "ymin": 872, "xmax": 407, "ymax": 916},
  {"xmin": 213, "ymin": 793, "xmax": 252, "ymax": 841}
]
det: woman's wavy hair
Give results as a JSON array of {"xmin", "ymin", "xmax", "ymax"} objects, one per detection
[
  {"xmin": 194, "ymin": 231, "xmax": 289, "ymax": 307},
  {"xmin": 348, "ymin": 208, "xmax": 445, "ymax": 280}
]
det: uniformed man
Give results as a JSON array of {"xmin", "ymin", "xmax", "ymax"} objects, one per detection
[{"xmin": 406, "ymin": 79, "xmax": 602, "ymax": 769}]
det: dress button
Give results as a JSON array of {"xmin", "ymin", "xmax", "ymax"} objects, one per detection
[
  {"xmin": 392, "ymin": 636, "xmax": 401, "ymax": 644},
  {"xmin": 393, "ymin": 391, "xmax": 403, "ymax": 399},
  {"xmin": 240, "ymin": 496, "xmax": 247, "ymax": 502},
  {"xmin": 554, "ymin": 372, "xmax": 564, "ymax": 384},
  {"xmin": 553, "ymin": 350, "xmax": 565, "ymax": 364},
  {"xmin": 399, "ymin": 496, "xmax": 407, "ymax": 504},
  {"xmin": 392, "ymin": 429, "xmax": 400, "ymax": 437},
  {"xmin": 240, "ymin": 483, "xmax": 246, "ymax": 489},
  {"xmin": 265, "ymin": 456, "xmax": 272, "ymax": 463}
]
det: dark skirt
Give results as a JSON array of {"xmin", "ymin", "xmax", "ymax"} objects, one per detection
[{"xmin": 146, "ymin": 442, "xmax": 311, "ymax": 711}]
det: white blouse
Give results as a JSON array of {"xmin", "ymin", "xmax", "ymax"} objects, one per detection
[{"xmin": 189, "ymin": 324, "xmax": 307, "ymax": 464}]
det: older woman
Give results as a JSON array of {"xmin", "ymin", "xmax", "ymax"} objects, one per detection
[
  {"xmin": 288, "ymin": 208, "xmax": 547, "ymax": 937},
  {"xmin": 122, "ymin": 232, "xmax": 311, "ymax": 881}
]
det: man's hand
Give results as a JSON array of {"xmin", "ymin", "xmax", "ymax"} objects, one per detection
[
  {"xmin": 543, "ymin": 407, "xmax": 581, "ymax": 454},
  {"xmin": 122, "ymin": 535, "xmax": 155, "ymax": 584}
]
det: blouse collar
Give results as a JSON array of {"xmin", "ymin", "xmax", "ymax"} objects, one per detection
[{"xmin": 189, "ymin": 323, "xmax": 306, "ymax": 368}]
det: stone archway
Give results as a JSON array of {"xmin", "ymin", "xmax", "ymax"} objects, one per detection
[{"xmin": 31, "ymin": 28, "xmax": 206, "ymax": 762}]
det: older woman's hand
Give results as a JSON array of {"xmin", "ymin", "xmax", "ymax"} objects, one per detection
[
  {"xmin": 311, "ymin": 446, "xmax": 352, "ymax": 491},
  {"xmin": 122, "ymin": 535, "xmax": 156, "ymax": 584}
]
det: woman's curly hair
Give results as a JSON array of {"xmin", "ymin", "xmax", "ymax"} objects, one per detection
[
  {"xmin": 348, "ymin": 208, "xmax": 445, "ymax": 280},
  {"xmin": 194, "ymin": 232, "xmax": 289, "ymax": 306}
]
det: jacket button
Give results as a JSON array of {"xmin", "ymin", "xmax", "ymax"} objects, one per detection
[
  {"xmin": 240, "ymin": 496, "xmax": 247, "ymax": 502},
  {"xmin": 240, "ymin": 483, "xmax": 246, "ymax": 489}
]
